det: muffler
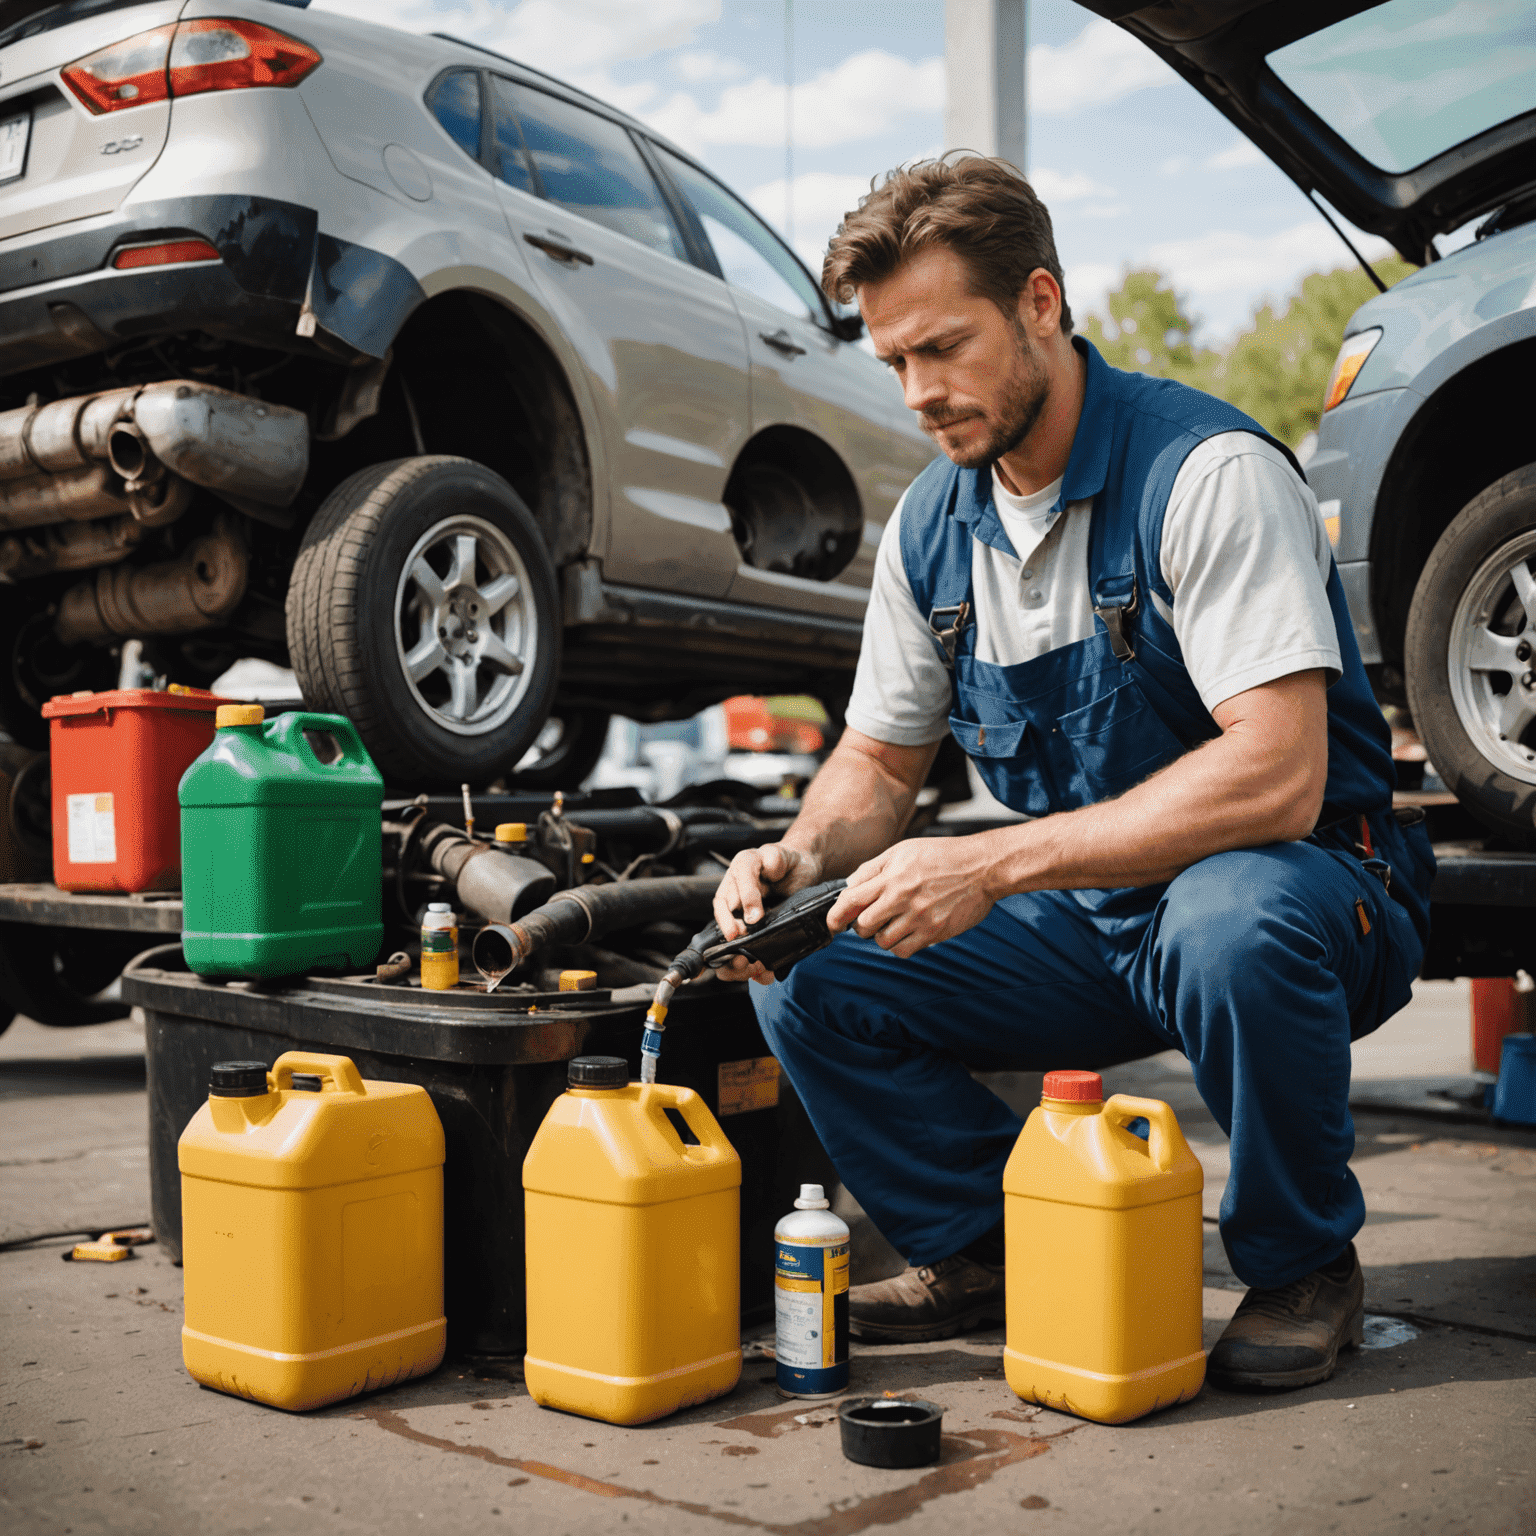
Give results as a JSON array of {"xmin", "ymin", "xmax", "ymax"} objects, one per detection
[
  {"xmin": 54, "ymin": 511, "xmax": 248, "ymax": 645},
  {"xmin": 0, "ymin": 513, "xmax": 150, "ymax": 581}
]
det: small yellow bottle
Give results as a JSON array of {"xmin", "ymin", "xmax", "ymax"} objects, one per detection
[
  {"xmin": 1003, "ymin": 1070, "xmax": 1205, "ymax": 1424},
  {"xmin": 420, "ymin": 901, "xmax": 458, "ymax": 990},
  {"xmin": 523, "ymin": 1055, "xmax": 742, "ymax": 1425}
]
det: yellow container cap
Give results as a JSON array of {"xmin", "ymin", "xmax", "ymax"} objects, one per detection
[
  {"xmin": 495, "ymin": 823, "xmax": 527, "ymax": 843},
  {"xmin": 216, "ymin": 704, "xmax": 265, "ymax": 728},
  {"xmin": 558, "ymin": 970, "xmax": 598, "ymax": 992}
]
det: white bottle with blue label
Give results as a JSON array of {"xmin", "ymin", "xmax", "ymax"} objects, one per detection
[{"xmin": 774, "ymin": 1183, "xmax": 850, "ymax": 1399}]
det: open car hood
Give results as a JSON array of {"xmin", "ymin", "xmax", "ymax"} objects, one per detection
[{"xmin": 1078, "ymin": 1, "xmax": 1536, "ymax": 263}]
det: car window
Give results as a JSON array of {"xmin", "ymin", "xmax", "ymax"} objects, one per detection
[
  {"xmin": 427, "ymin": 70, "xmax": 482, "ymax": 162},
  {"xmin": 488, "ymin": 77, "xmax": 536, "ymax": 196},
  {"xmin": 656, "ymin": 148, "xmax": 825, "ymax": 325},
  {"xmin": 507, "ymin": 84, "xmax": 688, "ymax": 262},
  {"xmin": 1267, "ymin": 0, "xmax": 1536, "ymax": 174}
]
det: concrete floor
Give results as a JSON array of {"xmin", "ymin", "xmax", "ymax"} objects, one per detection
[{"xmin": 3, "ymin": 984, "xmax": 1534, "ymax": 1536}]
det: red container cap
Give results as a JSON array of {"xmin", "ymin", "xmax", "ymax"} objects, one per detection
[
  {"xmin": 1043, "ymin": 1070, "xmax": 1103, "ymax": 1102},
  {"xmin": 42, "ymin": 686, "xmax": 229, "ymax": 718}
]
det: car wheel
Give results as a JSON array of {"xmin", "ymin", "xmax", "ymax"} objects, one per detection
[
  {"xmin": 0, "ymin": 592, "xmax": 117, "ymax": 750},
  {"xmin": 287, "ymin": 457, "xmax": 560, "ymax": 787},
  {"xmin": 510, "ymin": 708, "xmax": 611, "ymax": 791},
  {"xmin": 1405, "ymin": 463, "xmax": 1536, "ymax": 846}
]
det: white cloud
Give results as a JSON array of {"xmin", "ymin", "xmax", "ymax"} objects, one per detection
[
  {"xmin": 671, "ymin": 49, "xmax": 746, "ymax": 85},
  {"xmin": 1143, "ymin": 221, "xmax": 1392, "ymax": 301},
  {"xmin": 1028, "ymin": 167, "xmax": 1115, "ymax": 204},
  {"xmin": 1159, "ymin": 155, "xmax": 1192, "ymax": 176},
  {"xmin": 1205, "ymin": 138, "xmax": 1266, "ymax": 171},
  {"xmin": 308, "ymin": 0, "xmax": 719, "ymax": 76},
  {"xmin": 643, "ymin": 50, "xmax": 943, "ymax": 152},
  {"xmin": 1028, "ymin": 17, "xmax": 1173, "ymax": 116}
]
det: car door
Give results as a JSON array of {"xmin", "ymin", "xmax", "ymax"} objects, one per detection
[
  {"xmin": 651, "ymin": 146, "xmax": 924, "ymax": 616},
  {"xmin": 487, "ymin": 79, "xmax": 749, "ymax": 599}
]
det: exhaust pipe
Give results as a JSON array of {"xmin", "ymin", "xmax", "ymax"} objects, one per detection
[
  {"xmin": 418, "ymin": 821, "xmax": 557, "ymax": 925},
  {"xmin": 54, "ymin": 511, "xmax": 247, "ymax": 645},
  {"xmin": 0, "ymin": 513, "xmax": 150, "ymax": 581},
  {"xmin": 0, "ymin": 382, "xmax": 308, "ymax": 532}
]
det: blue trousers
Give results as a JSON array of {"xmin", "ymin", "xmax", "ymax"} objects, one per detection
[{"xmin": 752, "ymin": 836, "xmax": 1426, "ymax": 1291}]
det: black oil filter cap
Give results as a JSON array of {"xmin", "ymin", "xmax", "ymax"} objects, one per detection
[
  {"xmin": 567, "ymin": 1056, "xmax": 628, "ymax": 1090},
  {"xmin": 838, "ymin": 1398, "xmax": 944, "ymax": 1469},
  {"xmin": 209, "ymin": 1060, "xmax": 270, "ymax": 1098}
]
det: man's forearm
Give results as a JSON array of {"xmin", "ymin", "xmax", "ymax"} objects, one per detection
[{"xmin": 782, "ymin": 732, "xmax": 938, "ymax": 878}]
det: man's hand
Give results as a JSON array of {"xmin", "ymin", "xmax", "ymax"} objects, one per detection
[
  {"xmin": 829, "ymin": 835, "xmax": 997, "ymax": 958},
  {"xmin": 711, "ymin": 843, "xmax": 824, "ymax": 983}
]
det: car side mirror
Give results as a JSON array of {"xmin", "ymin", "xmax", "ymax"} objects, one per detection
[{"xmin": 828, "ymin": 313, "xmax": 864, "ymax": 343}]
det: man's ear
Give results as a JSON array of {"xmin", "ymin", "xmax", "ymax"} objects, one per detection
[{"xmin": 1018, "ymin": 269, "xmax": 1062, "ymax": 339}]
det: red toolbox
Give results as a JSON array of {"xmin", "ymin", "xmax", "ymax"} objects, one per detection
[{"xmin": 42, "ymin": 687, "xmax": 230, "ymax": 893}]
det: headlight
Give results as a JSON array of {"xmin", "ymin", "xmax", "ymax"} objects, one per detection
[{"xmin": 1322, "ymin": 328, "xmax": 1382, "ymax": 412}]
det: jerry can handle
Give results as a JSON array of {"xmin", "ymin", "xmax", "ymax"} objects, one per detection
[
  {"xmin": 266, "ymin": 711, "xmax": 372, "ymax": 771},
  {"xmin": 1102, "ymin": 1094, "xmax": 1179, "ymax": 1172},
  {"xmin": 272, "ymin": 1051, "xmax": 367, "ymax": 1096}
]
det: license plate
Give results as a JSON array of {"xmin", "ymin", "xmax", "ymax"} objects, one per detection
[{"xmin": 0, "ymin": 107, "xmax": 30, "ymax": 185}]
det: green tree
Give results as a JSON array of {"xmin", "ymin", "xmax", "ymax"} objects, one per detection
[{"xmin": 1083, "ymin": 255, "xmax": 1416, "ymax": 448}]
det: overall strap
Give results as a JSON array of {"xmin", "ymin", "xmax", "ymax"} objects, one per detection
[{"xmin": 900, "ymin": 462, "xmax": 979, "ymax": 672}]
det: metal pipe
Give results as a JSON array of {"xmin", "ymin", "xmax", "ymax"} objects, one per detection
[
  {"xmin": 418, "ymin": 821, "xmax": 557, "ymax": 925},
  {"xmin": 0, "ymin": 514, "xmax": 147, "ymax": 581},
  {"xmin": 54, "ymin": 511, "xmax": 247, "ymax": 644}
]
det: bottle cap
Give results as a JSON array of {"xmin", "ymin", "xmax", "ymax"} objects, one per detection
[
  {"xmin": 1043, "ymin": 1070, "xmax": 1103, "ymax": 1102},
  {"xmin": 215, "ymin": 703, "xmax": 264, "ymax": 728},
  {"xmin": 567, "ymin": 1056, "xmax": 628, "ymax": 1090},
  {"xmin": 794, "ymin": 1183, "xmax": 830, "ymax": 1209},
  {"xmin": 209, "ymin": 1060, "xmax": 269, "ymax": 1098},
  {"xmin": 495, "ymin": 823, "xmax": 527, "ymax": 843},
  {"xmin": 559, "ymin": 969, "xmax": 597, "ymax": 992},
  {"xmin": 166, "ymin": 683, "xmax": 193, "ymax": 695},
  {"xmin": 427, "ymin": 902, "xmax": 452, "ymax": 913}
]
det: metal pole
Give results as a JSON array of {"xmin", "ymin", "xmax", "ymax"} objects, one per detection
[
  {"xmin": 944, "ymin": 0, "xmax": 1027, "ymax": 171},
  {"xmin": 785, "ymin": 0, "xmax": 794, "ymax": 245}
]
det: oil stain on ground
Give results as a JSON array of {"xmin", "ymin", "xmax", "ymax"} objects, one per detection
[{"xmin": 354, "ymin": 1403, "xmax": 1077, "ymax": 1534}]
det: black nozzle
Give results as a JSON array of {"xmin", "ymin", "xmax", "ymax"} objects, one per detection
[
  {"xmin": 209, "ymin": 1060, "xmax": 270, "ymax": 1098},
  {"xmin": 567, "ymin": 1055, "xmax": 629, "ymax": 1090}
]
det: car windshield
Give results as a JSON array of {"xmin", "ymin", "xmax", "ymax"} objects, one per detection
[{"xmin": 1267, "ymin": 0, "xmax": 1536, "ymax": 175}]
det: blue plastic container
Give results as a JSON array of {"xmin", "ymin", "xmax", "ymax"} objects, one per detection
[{"xmin": 1491, "ymin": 1032, "xmax": 1536, "ymax": 1127}]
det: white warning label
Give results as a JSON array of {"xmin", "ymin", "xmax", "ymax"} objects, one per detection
[{"xmin": 67, "ymin": 792, "xmax": 116, "ymax": 864}]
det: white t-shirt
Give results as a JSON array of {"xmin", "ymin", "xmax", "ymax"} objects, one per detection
[{"xmin": 845, "ymin": 432, "xmax": 1341, "ymax": 747}]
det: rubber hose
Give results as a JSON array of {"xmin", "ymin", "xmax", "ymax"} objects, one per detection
[{"xmin": 473, "ymin": 874, "xmax": 722, "ymax": 980}]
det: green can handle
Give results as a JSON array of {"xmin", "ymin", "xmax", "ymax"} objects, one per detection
[
  {"xmin": 1103, "ymin": 1093, "xmax": 1181, "ymax": 1173},
  {"xmin": 265, "ymin": 710, "xmax": 372, "ymax": 771}
]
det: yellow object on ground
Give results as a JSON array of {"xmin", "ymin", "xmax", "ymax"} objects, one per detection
[
  {"xmin": 67, "ymin": 1227, "xmax": 153, "ymax": 1261},
  {"xmin": 1003, "ymin": 1071, "xmax": 1205, "ymax": 1424},
  {"xmin": 178, "ymin": 1051, "xmax": 446, "ymax": 1412},
  {"xmin": 523, "ymin": 1065, "xmax": 741, "ymax": 1425}
]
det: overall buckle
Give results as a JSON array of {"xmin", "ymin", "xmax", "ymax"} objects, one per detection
[
  {"xmin": 928, "ymin": 602, "xmax": 971, "ymax": 670},
  {"xmin": 1093, "ymin": 579, "xmax": 1139, "ymax": 662}
]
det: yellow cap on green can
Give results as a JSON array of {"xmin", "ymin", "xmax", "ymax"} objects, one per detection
[{"xmin": 216, "ymin": 704, "xmax": 265, "ymax": 728}]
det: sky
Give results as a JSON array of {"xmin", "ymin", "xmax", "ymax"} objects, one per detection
[{"xmin": 308, "ymin": 0, "xmax": 1402, "ymax": 342}]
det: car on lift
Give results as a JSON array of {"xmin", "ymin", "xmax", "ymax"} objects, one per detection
[
  {"xmin": 1091, "ymin": 0, "xmax": 1536, "ymax": 844},
  {"xmin": 0, "ymin": 0, "xmax": 929, "ymax": 789}
]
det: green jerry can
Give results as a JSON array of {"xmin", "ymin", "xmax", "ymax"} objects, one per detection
[{"xmin": 179, "ymin": 705, "xmax": 384, "ymax": 978}]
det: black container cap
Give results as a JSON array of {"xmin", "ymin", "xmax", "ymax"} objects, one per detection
[
  {"xmin": 209, "ymin": 1060, "xmax": 270, "ymax": 1098},
  {"xmin": 567, "ymin": 1056, "xmax": 628, "ymax": 1090},
  {"xmin": 838, "ymin": 1397, "xmax": 944, "ymax": 1469}
]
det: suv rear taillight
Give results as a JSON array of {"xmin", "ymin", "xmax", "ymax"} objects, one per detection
[{"xmin": 61, "ymin": 18, "xmax": 321, "ymax": 115}]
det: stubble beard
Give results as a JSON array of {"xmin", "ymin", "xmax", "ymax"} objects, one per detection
[{"xmin": 922, "ymin": 324, "xmax": 1051, "ymax": 470}]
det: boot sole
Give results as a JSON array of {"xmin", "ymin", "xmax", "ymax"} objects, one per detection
[
  {"xmin": 1208, "ymin": 1301, "xmax": 1365, "ymax": 1391},
  {"xmin": 846, "ymin": 1303, "xmax": 1005, "ymax": 1345}
]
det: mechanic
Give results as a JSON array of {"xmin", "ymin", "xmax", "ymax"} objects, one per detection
[{"xmin": 713, "ymin": 156, "xmax": 1435, "ymax": 1391}]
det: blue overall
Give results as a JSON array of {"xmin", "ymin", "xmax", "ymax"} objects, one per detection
[{"xmin": 753, "ymin": 339, "xmax": 1435, "ymax": 1290}]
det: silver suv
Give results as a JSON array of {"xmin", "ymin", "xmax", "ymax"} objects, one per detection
[
  {"xmin": 1099, "ymin": 0, "xmax": 1536, "ymax": 844},
  {"xmin": 0, "ymin": 0, "xmax": 929, "ymax": 786}
]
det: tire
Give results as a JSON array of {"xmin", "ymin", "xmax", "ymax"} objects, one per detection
[
  {"xmin": 0, "ymin": 925, "xmax": 145, "ymax": 1028},
  {"xmin": 286, "ymin": 457, "xmax": 560, "ymax": 787},
  {"xmin": 509, "ymin": 708, "xmax": 611, "ymax": 791},
  {"xmin": 0, "ymin": 591, "xmax": 117, "ymax": 750},
  {"xmin": 1405, "ymin": 463, "xmax": 1536, "ymax": 846}
]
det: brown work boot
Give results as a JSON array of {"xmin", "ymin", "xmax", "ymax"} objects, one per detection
[
  {"xmin": 1208, "ymin": 1243, "xmax": 1365, "ymax": 1390},
  {"xmin": 846, "ymin": 1255, "xmax": 1005, "ymax": 1343}
]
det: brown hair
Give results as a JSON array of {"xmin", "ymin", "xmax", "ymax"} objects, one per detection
[{"xmin": 822, "ymin": 154, "xmax": 1072, "ymax": 334}]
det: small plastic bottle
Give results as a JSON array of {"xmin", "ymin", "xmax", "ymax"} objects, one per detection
[
  {"xmin": 420, "ymin": 902, "xmax": 458, "ymax": 990},
  {"xmin": 774, "ymin": 1183, "xmax": 850, "ymax": 1399}
]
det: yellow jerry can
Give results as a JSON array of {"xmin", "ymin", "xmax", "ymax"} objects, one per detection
[
  {"xmin": 178, "ymin": 1052, "xmax": 446, "ymax": 1412},
  {"xmin": 1003, "ymin": 1069, "xmax": 1205, "ymax": 1424},
  {"xmin": 523, "ymin": 1055, "xmax": 742, "ymax": 1425}
]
